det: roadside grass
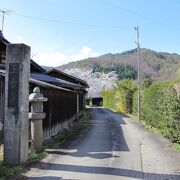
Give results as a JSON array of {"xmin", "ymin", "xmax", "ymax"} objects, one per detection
[
  {"xmin": 101, "ymin": 107, "xmax": 180, "ymax": 152},
  {"xmin": 128, "ymin": 114, "xmax": 180, "ymax": 152},
  {"xmin": 0, "ymin": 108, "xmax": 92, "ymax": 179},
  {"xmin": 0, "ymin": 150, "xmax": 22, "ymax": 180},
  {"xmin": 173, "ymin": 143, "xmax": 180, "ymax": 151},
  {"xmin": 44, "ymin": 108, "xmax": 92, "ymax": 149},
  {"xmin": 140, "ymin": 120, "xmax": 180, "ymax": 152}
]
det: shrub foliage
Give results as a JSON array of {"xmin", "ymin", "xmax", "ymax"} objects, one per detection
[
  {"xmin": 102, "ymin": 79, "xmax": 180, "ymax": 144},
  {"xmin": 140, "ymin": 82, "xmax": 180, "ymax": 143},
  {"xmin": 102, "ymin": 79, "xmax": 137, "ymax": 113}
]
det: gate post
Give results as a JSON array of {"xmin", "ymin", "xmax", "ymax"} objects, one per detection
[
  {"xmin": 29, "ymin": 87, "xmax": 47, "ymax": 151},
  {"xmin": 4, "ymin": 44, "xmax": 30, "ymax": 165}
]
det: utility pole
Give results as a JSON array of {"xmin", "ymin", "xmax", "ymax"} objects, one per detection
[
  {"xmin": 135, "ymin": 26, "xmax": 141, "ymax": 122},
  {"xmin": 0, "ymin": 9, "xmax": 12, "ymax": 32}
]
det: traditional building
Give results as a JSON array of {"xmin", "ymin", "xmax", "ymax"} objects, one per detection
[
  {"xmin": 0, "ymin": 31, "xmax": 88, "ymax": 143},
  {"xmin": 0, "ymin": 31, "xmax": 9, "ymax": 64},
  {"xmin": 86, "ymin": 93, "xmax": 103, "ymax": 106}
]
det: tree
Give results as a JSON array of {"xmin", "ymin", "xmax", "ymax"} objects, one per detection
[{"xmin": 115, "ymin": 80, "xmax": 137, "ymax": 113}]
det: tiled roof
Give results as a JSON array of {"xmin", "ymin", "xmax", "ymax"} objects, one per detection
[
  {"xmin": 0, "ymin": 30, "xmax": 10, "ymax": 44},
  {"xmin": 47, "ymin": 69, "xmax": 89, "ymax": 88},
  {"xmin": 0, "ymin": 30, "xmax": 4, "ymax": 39},
  {"xmin": 30, "ymin": 59, "xmax": 46, "ymax": 73},
  {"xmin": 31, "ymin": 73, "xmax": 84, "ymax": 89},
  {"xmin": 0, "ymin": 70, "xmax": 86, "ymax": 93},
  {"xmin": 0, "ymin": 64, "xmax": 5, "ymax": 70},
  {"xmin": 31, "ymin": 73, "xmax": 59, "ymax": 84}
]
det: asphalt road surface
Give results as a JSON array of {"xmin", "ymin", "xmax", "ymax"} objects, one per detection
[{"xmin": 25, "ymin": 107, "xmax": 180, "ymax": 180}]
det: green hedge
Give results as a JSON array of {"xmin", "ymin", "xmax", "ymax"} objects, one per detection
[
  {"xmin": 101, "ymin": 90, "xmax": 119, "ymax": 111},
  {"xmin": 102, "ymin": 79, "xmax": 180, "ymax": 144},
  {"xmin": 132, "ymin": 90, "xmax": 138, "ymax": 115},
  {"xmin": 102, "ymin": 80, "xmax": 137, "ymax": 113},
  {"xmin": 133, "ymin": 81, "xmax": 180, "ymax": 144}
]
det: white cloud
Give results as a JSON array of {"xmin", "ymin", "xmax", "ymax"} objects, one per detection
[
  {"xmin": 70, "ymin": 46, "xmax": 98, "ymax": 60},
  {"xmin": 33, "ymin": 51, "xmax": 66, "ymax": 67},
  {"xmin": 33, "ymin": 46, "xmax": 98, "ymax": 67}
]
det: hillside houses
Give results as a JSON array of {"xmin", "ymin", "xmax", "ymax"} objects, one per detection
[{"xmin": 0, "ymin": 31, "xmax": 88, "ymax": 144}]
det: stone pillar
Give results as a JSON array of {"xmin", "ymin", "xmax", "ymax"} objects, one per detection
[
  {"xmin": 4, "ymin": 44, "xmax": 30, "ymax": 165},
  {"xmin": 29, "ymin": 87, "xmax": 47, "ymax": 151}
]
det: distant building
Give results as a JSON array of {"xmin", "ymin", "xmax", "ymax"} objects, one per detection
[{"xmin": 86, "ymin": 93, "xmax": 103, "ymax": 106}]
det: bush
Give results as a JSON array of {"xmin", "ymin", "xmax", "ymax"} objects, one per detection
[
  {"xmin": 102, "ymin": 80, "xmax": 137, "ymax": 113},
  {"xmin": 132, "ymin": 90, "xmax": 138, "ymax": 116},
  {"xmin": 101, "ymin": 79, "xmax": 180, "ymax": 144},
  {"xmin": 115, "ymin": 80, "xmax": 137, "ymax": 114},
  {"xmin": 101, "ymin": 90, "xmax": 118, "ymax": 111},
  {"xmin": 140, "ymin": 81, "xmax": 180, "ymax": 143}
]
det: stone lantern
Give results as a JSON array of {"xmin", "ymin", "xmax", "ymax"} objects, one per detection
[{"xmin": 29, "ymin": 87, "xmax": 48, "ymax": 150}]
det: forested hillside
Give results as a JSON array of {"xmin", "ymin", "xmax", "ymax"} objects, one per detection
[{"xmin": 59, "ymin": 48, "xmax": 180, "ymax": 81}]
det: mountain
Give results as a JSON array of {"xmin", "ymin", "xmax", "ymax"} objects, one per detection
[
  {"xmin": 58, "ymin": 48, "xmax": 180, "ymax": 96},
  {"xmin": 59, "ymin": 48, "xmax": 180, "ymax": 81}
]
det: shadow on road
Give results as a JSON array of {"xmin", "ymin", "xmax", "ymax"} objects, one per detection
[
  {"xmin": 24, "ymin": 108, "xmax": 180, "ymax": 179},
  {"xmin": 47, "ymin": 107, "xmax": 129, "ymax": 159},
  {"xmin": 29, "ymin": 163, "xmax": 180, "ymax": 180}
]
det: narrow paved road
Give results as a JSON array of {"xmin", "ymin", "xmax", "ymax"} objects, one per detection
[{"xmin": 25, "ymin": 107, "xmax": 180, "ymax": 180}]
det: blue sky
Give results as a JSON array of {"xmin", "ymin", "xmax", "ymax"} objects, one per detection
[{"xmin": 1, "ymin": 0, "xmax": 180, "ymax": 66}]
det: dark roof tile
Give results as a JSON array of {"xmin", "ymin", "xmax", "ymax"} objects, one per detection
[
  {"xmin": 0, "ymin": 64, "xmax": 5, "ymax": 70},
  {"xmin": 31, "ymin": 73, "xmax": 84, "ymax": 90}
]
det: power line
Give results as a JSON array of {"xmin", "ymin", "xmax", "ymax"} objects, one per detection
[
  {"xmin": 0, "ymin": 9, "xmax": 12, "ymax": 32},
  {"xmin": 99, "ymin": 0, "xmax": 180, "ymax": 31},
  {"xmin": 12, "ymin": 12, "xmax": 132, "ymax": 29}
]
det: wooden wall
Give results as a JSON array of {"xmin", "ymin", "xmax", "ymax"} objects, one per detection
[
  {"xmin": 0, "ymin": 42, "xmax": 6, "ymax": 64},
  {"xmin": 30, "ymin": 83, "xmax": 86, "ymax": 140},
  {"xmin": 0, "ymin": 76, "xmax": 86, "ymax": 142},
  {"xmin": 0, "ymin": 76, "xmax": 5, "ymax": 145}
]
